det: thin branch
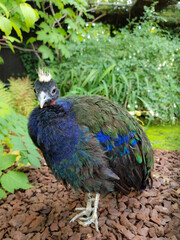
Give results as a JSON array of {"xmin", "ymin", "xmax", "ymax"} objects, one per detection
[
  {"xmin": 0, "ymin": 42, "xmax": 41, "ymax": 54},
  {"xmin": 3, "ymin": 5, "xmax": 20, "ymax": 17},
  {"xmin": 89, "ymin": 13, "xmax": 106, "ymax": 24},
  {"xmin": 31, "ymin": 43, "xmax": 41, "ymax": 60},
  {"xmin": 49, "ymin": 1, "xmax": 62, "ymax": 28},
  {"xmin": 88, "ymin": 2, "xmax": 133, "ymax": 7},
  {"xmin": 51, "ymin": 14, "xmax": 67, "ymax": 28},
  {"xmin": 86, "ymin": 3, "xmax": 100, "ymax": 12}
]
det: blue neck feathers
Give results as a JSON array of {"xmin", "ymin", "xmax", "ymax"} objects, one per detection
[{"xmin": 36, "ymin": 100, "xmax": 80, "ymax": 165}]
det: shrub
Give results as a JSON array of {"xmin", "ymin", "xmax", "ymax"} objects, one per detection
[
  {"xmin": 0, "ymin": 97, "xmax": 41, "ymax": 199},
  {"xmin": 50, "ymin": 13, "xmax": 180, "ymax": 123}
]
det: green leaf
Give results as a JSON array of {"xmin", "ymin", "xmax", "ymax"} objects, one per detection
[
  {"xmin": 38, "ymin": 45, "xmax": 54, "ymax": 61},
  {"xmin": 0, "ymin": 16, "xmax": 12, "ymax": 36},
  {"xmin": 65, "ymin": 18, "xmax": 78, "ymax": 30},
  {"xmin": 28, "ymin": 154, "xmax": 41, "ymax": 168},
  {"xmin": 1, "ymin": 170, "xmax": 33, "ymax": 193},
  {"xmin": 0, "ymin": 56, "xmax": 4, "ymax": 64},
  {"xmin": 62, "ymin": 8, "xmax": 76, "ymax": 18},
  {"xmin": 6, "ymin": 41, "xmax": 14, "ymax": 53},
  {"xmin": 98, "ymin": 64, "xmax": 116, "ymax": 82},
  {"xmin": 0, "ymin": 3, "xmax": 9, "ymax": 18},
  {"xmin": 58, "ymin": 43, "xmax": 70, "ymax": 58},
  {"xmin": 11, "ymin": 21, "xmax": 23, "ymax": 41},
  {"xmin": 26, "ymin": 37, "xmax": 36, "ymax": 44},
  {"xmin": 0, "ymin": 146, "xmax": 3, "ymax": 156},
  {"xmin": 10, "ymin": 135, "xmax": 26, "ymax": 151},
  {"xmin": 4, "ymin": 36, "xmax": 20, "ymax": 43},
  {"xmin": 76, "ymin": 16, "xmax": 85, "ymax": 26},
  {"xmin": 20, "ymin": 3, "xmax": 39, "ymax": 30},
  {"xmin": 57, "ymin": 27, "xmax": 67, "ymax": 37},
  {"xmin": 0, "ymin": 154, "xmax": 17, "ymax": 170},
  {"xmin": 0, "ymin": 189, "xmax": 7, "ymax": 199}
]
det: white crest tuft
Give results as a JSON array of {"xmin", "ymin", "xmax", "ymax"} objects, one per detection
[{"xmin": 38, "ymin": 68, "xmax": 51, "ymax": 82}]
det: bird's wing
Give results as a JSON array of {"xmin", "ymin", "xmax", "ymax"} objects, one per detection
[{"xmin": 62, "ymin": 95, "xmax": 154, "ymax": 186}]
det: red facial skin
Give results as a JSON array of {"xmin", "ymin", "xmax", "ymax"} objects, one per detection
[{"xmin": 43, "ymin": 99, "xmax": 57, "ymax": 108}]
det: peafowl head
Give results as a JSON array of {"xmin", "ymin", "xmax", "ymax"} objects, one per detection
[{"xmin": 34, "ymin": 69, "xmax": 60, "ymax": 108}]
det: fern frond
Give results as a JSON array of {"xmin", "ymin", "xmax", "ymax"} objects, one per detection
[
  {"xmin": 8, "ymin": 76, "xmax": 37, "ymax": 116},
  {"xmin": 0, "ymin": 82, "xmax": 12, "ymax": 104}
]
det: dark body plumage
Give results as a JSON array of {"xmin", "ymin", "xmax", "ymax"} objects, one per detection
[{"xmin": 28, "ymin": 94, "xmax": 153, "ymax": 195}]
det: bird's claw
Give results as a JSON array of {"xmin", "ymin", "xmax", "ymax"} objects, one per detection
[
  {"xmin": 70, "ymin": 193, "xmax": 100, "ymax": 232},
  {"xmin": 78, "ymin": 213, "xmax": 99, "ymax": 232},
  {"xmin": 70, "ymin": 207, "xmax": 93, "ymax": 223}
]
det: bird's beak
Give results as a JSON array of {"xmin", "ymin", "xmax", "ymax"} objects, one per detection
[{"xmin": 38, "ymin": 91, "xmax": 50, "ymax": 108}]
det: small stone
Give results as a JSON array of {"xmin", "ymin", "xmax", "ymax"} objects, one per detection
[
  {"xmin": 108, "ymin": 207, "xmax": 121, "ymax": 216},
  {"xmin": 22, "ymin": 212, "xmax": 38, "ymax": 227},
  {"xmin": 13, "ymin": 231, "xmax": 26, "ymax": 240},
  {"xmin": 150, "ymin": 217, "xmax": 161, "ymax": 226},
  {"xmin": 139, "ymin": 227, "xmax": 149, "ymax": 236},
  {"xmin": 120, "ymin": 215, "xmax": 137, "ymax": 235},
  {"xmin": 9, "ymin": 214, "xmax": 26, "ymax": 228},
  {"xmin": 100, "ymin": 224, "xmax": 108, "ymax": 236},
  {"xmin": 128, "ymin": 213, "xmax": 136, "ymax": 219},
  {"xmin": 172, "ymin": 213, "xmax": 180, "ymax": 219},
  {"xmin": 79, "ymin": 226, "xmax": 92, "ymax": 234},
  {"xmin": 69, "ymin": 233, "xmax": 81, "ymax": 240},
  {"xmin": 150, "ymin": 209, "xmax": 158, "ymax": 219},
  {"xmin": 50, "ymin": 222, "xmax": 59, "ymax": 232},
  {"xmin": 30, "ymin": 203, "xmax": 45, "ymax": 212},
  {"xmin": 28, "ymin": 216, "xmax": 45, "ymax": 232},
  {"xmin": 155, "ymin": 205, "xmax": 169, "ymax": 214},
  {"xmin": 108, "ymin": 232, "xmax": 116, "ymax": 240},
  {"xmin": 41, "ymin": 227, "xmax": 50, "ymax": 240},
  {"xmin": 119, "ymin": 202, "xmax": 126, "ymax": 211},
  {"xmin": 156, "ymin": 226, "xmax": 164, "ymax": 237},
  {"xmin": 149, "ymin": 227, "xmax": 156, "ymax": 237},
  {"xmin": 136, "ymin": 213, "xmax": 146, "ymax": 221},
  {"xmin": 119, "ymin": 195, "xmax": 129, "ymax": 203},
  {"xmin": 126, "ymin": 230, "xmax": 135, "ymax": 239},
  {"xmin": 172, "ymin": 203, "xmax": 178, "ymax": 210},
  {"xmin": 98, "ymin": 216, "xmax": 106, "ymax": 227}
]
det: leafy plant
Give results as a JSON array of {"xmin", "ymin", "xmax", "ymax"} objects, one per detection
[
  {"xmin": 0, "ymin": 97, "xmax": 41, "ymax": 199},
  {"xmin": 0, "ymin": 0, "xmax": 90, "ymax": 65},
  {"xmin": 0, "ymin": 0, "xmax": 39, "ymax": 50},
  {"xmin": 33, "ymin": 0, "xmax": 89, "ymax": 61},
  {"xmin": 49, "ymin": 7, "xmax": 180, "ymax": 123}
]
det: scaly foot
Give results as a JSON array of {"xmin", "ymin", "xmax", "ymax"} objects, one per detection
[
  {"xmin": 70, "ymin": 193, "xmax": 94, "ymax": 222},
  {"xmin": 70, "ymin": 193, "xmax": 100, "ymax": 232}
]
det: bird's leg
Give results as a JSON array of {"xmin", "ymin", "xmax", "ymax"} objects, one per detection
[
  {"xmin": 79, "ymin": 193, "xmax": 100, "ymax": 232},
  {"xmin": 70, "ymin": 193, "xmax": 94, "ymax": 223}
]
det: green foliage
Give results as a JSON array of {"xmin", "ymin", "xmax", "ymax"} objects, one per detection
[
  {"xmin": 0, "ymin": 0, "xmax": 39, "ymax": 44},
  {"xmin": 34, "ymin": 0, "xmax": 89, "ymax": 60},
  {"xmin": 8, "ymin": 76, "xmax": 37, "ymax": 116},
  {"xmin": 0, "ymin": 0, "xmax": 89, "ymax": 64},
  {"xmin": 50, "ymin": 8, "xmax": 180, "ymax": 123},
  {"xmin": 1, "ymin": 170, "xmax": 32, "ymax": 194},
  {"xmin": 0, "ymin": 76, "xmax": 36, "ymax": 116},
  {"xmin": 0, "ymin": 98, "xmax": 41, "ymax": 199}
]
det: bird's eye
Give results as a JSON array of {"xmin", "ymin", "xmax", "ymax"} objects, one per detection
[{"xmin": 51, "ymin": 88, "xmax": 56, "ymax": 95}]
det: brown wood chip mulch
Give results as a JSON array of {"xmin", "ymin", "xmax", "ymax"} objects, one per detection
[{"xmin": 0, "ymin": 150, "xmax": 179, "ymax": 240}]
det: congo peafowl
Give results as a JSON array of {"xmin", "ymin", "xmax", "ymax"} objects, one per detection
[{"xmin": 28, "ymin": 69, "xmax": 154, "ymax": 231}]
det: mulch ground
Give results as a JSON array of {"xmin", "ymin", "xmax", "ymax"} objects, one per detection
[{"xmin": 0, "ymin": 150, "xmax": 179, "ymax": 240}]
